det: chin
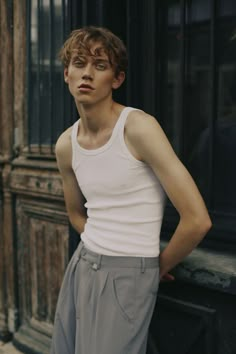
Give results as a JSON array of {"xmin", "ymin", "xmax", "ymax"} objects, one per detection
[{"xmin": 78, "ymin": 98, "xmax": 94, "ymax": 105}]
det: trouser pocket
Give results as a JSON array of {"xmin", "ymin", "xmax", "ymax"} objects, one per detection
[{"xmin": 110, "ymin": 268, "xmax": 136, "ymax": 323}]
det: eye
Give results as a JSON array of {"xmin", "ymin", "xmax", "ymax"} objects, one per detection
[
  {"xmin": 74, "ymin": 60, "xmax": 85, "ymax": 67},
  {"xmin": 95, "ymin": 62, "xmax": 106, "ymax": 70},
  {"xmin": 72, "ymin": 57, "xmax": 86, "ymax": 67}
]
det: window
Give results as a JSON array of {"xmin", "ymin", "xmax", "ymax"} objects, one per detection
[
  {"xmin": 160, "ymin": 0, "xmax": 236, "ymax": 251},
  {"xmin": 27, "ymin": 0, "xmax": 236, "ymax": 250},
  {"xmin": 27, "ymin": 0, "xmax": 71, "ymax": 157}
]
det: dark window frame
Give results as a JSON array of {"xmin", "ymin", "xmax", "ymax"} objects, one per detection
[
  {"xmin": 26, "ymin": 0, "xmax": 72, "ymax": 159},
  {"xmin": 26, "ymin": 0, "xmax": 236, "ymax": 251}
]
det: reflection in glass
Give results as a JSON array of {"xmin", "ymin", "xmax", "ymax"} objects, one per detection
[{"xmin": 166, "ymin": 0, "xmax": 236, "ymax": 214}]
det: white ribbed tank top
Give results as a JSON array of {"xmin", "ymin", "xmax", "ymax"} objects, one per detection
[{"xmin": 71, "ymin": 107, "xmax": 165, "ymax": 257}]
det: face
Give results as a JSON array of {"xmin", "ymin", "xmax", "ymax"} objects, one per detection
[{"xmin": 64, "ymin": 42, "xmax": 125, "ymax": 106}]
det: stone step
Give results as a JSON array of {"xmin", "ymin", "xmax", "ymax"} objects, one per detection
[{"xmin": 0, "ymin": 341, "xmax": 24, "ymax": 354}]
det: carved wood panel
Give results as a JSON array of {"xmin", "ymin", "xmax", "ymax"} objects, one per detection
[
  {"xmin": 0, "ymin": 167, "xmax": 9, "ymax": 340},
  {"xmin": 15, "ymin": 197, "xmax": 69, "ymax": 351}
]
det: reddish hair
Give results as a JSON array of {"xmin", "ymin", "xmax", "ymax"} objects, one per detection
[{"xmin": 59, "ymin": 26, "xmax": 128, "ymax": 76}]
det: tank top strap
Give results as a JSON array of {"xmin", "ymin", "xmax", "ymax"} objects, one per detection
[
  {"xmin": 71, "ymin": 120, "xmax": 79, "ymax": 143},
  {"xmin": 71, "ymin": 119, "xmax": 80, "ymax": 150},
  {"xmin": 71, "ymin": 120, "xmax": 79, "ymax": 168},
  {"xmin": 116, "ymin": 106, "xmax": 140, "ymax": 136}
]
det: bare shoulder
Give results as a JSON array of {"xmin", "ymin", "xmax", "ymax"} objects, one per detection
[
  {"xmin": 125, "ymin": 109, "xmax": 172, "ymax": 155},
  {"xmin": 55, "ymin": 126, "xmax": 73, "ymax": 170},
  {"xmin": 55, "ymin": 126, "xmax": 73, "ymax": 157},
  {"xmin": 125, "ymin": 110, "xmax": 165, "ymax": 141},
  {"xmin": 123, "ymin": 110, "xmax": 170, "ymax": 162},
  {"xmin": 126, "ymin": 109, "xmax": 158, "ymax": 129}
]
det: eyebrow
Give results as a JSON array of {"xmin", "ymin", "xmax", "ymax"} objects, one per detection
[
  {"xmin": 72, "ymin": 56, "xmax": 110, "ymax": 65},
  {"xmin": 93, "ymin": 58, "xmax": 110, "ymax": 63},
  {"xmin": 71, "ymin": 55, "xmax": 86, "ymax": 61}
]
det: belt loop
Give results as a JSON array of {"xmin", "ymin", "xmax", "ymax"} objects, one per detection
[
  {"xmin": 141, "ymin": 258, "xmax": 145, "ymax": 273},
  {"xmin": 92, "ymin": 254, "xmax": 102, "ymax": 271},
  {"xmin": 97, "ymin": 254, "xmax": 102, "ymax": 269}
]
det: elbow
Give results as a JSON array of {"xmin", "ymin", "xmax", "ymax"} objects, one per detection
[
  {"xmin": 205, "ymin": 215, "xmax": 212, "ymax": 233},
  {"xmin": 69, "ymin": 217, "xmax": 78, "ymax": 232},
  {"xmin": 68, "ymin": 212, "xmax": 86, "ymax": 234},
  {"xmin": 195, "ymin": 213, "xmax": 212, "ymax": 240},
  {"xmin": 201, "ymin": 216, "xmax": 212, "ymax": 235},
  {"xmin": 202, "ymin": 209, "xmax": 212, "ymax": 231},
  {"xmin": 180, "ymin": 211, "xmax": 212, "ymax": 242}
]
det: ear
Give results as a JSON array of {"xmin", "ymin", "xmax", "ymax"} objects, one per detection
[
  {"xmin": 112, "ymin": 71, "xmax": 125, "ymax": 90},
  {"xmin": 64, "ymin": 68, "xmax": 69, "ymax": 83}
]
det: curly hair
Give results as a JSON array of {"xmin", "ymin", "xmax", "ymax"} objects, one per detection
[{"xmin": 59, "ymin": 26, "xmax": 128, "ymax": 77}]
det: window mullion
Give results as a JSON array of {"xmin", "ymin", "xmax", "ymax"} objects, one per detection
[{"xmin": 209, "ymin": 0, "xmax": 219, "ymax": 208}]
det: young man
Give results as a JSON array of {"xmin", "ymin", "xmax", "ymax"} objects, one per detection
[{"xmin": 51, "ymin": 26, "xmax": 212, "ymax": 354}]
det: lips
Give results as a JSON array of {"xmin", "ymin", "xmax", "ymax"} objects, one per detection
[{"xmin": 79, "ymin": 84, "xmax": 94, "ymax": 90}]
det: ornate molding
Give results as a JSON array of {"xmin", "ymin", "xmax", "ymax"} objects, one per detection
[{"xmin": 10, "ymin": 167, "xmax": 64, "ymax": 200}]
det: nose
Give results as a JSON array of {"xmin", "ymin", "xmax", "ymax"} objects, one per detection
[{"xmin": 82, "ymin": 63, "xmax": 93, "ymax": 80}]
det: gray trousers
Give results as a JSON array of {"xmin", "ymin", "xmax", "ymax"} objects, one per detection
[{"xmin": 50, "ymin": 242, "xmax": 159, "ymax": 354}]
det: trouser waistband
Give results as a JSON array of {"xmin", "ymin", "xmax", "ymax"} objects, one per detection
[{"xmin": 76, "ymin": 242, "xmax": 159, "ymax": 273}]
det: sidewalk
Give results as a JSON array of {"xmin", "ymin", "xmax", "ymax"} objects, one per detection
[{"xmin": 0, "ymin": 341, "xmax": 24, "ymax": 354}]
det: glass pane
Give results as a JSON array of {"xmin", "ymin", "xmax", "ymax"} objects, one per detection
[
  {"xmin": 166, "ymin": 0, "xmax": 181, "ymax": 151},
  {"xmin": 28, "ymin": 0, "xmax": 70, "ymax": 148},
  {"xmin": 184, "ymin": 1, "xmax": 212, "ymax": 204},
  {"xmin": 30, "ymin": 0, "xmax": 40, "ymax": 144},
  {"xmin": 213, "ymin": 0, "xmax": 236, "ymax": 212},
  {"xmin": 166, "ymin": 0, "xmax": 212, "ymax": 173}
]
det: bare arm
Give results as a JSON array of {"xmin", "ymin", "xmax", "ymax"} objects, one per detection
[
  {"xmin": 125, "ymin": 111, "xmax": 212, "ymax": 279},
  {"xmin": 56, "ymin": 128, "xmax": 87, "ymax": 234}
]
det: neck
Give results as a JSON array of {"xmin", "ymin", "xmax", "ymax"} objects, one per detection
[{"xmin": 76, "ymin": 99, "xmax": 123, "ymax": 134}]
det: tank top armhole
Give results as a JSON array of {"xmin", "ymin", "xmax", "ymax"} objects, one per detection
[
  {"xmin": 71, "ymin": 120, "xmax": 79, "ymax": 170},
  {"xmin": 118, "ymin": 107, "xmax": 145, "ymax": 164}
]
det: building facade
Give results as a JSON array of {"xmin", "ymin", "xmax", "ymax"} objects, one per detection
[{"xmin": 0, "ymin": 1, "xmax": 236, "ymax": 353}]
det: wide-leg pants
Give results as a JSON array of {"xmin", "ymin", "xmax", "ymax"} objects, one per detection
[{"xmin": 50, "ymin": 242, "xmax": 159, "ymax": 354}]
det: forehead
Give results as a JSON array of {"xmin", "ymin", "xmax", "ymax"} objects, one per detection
[{"xmin": 73, "ymin": 41, "xmax": 110, "ymax": 60}]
